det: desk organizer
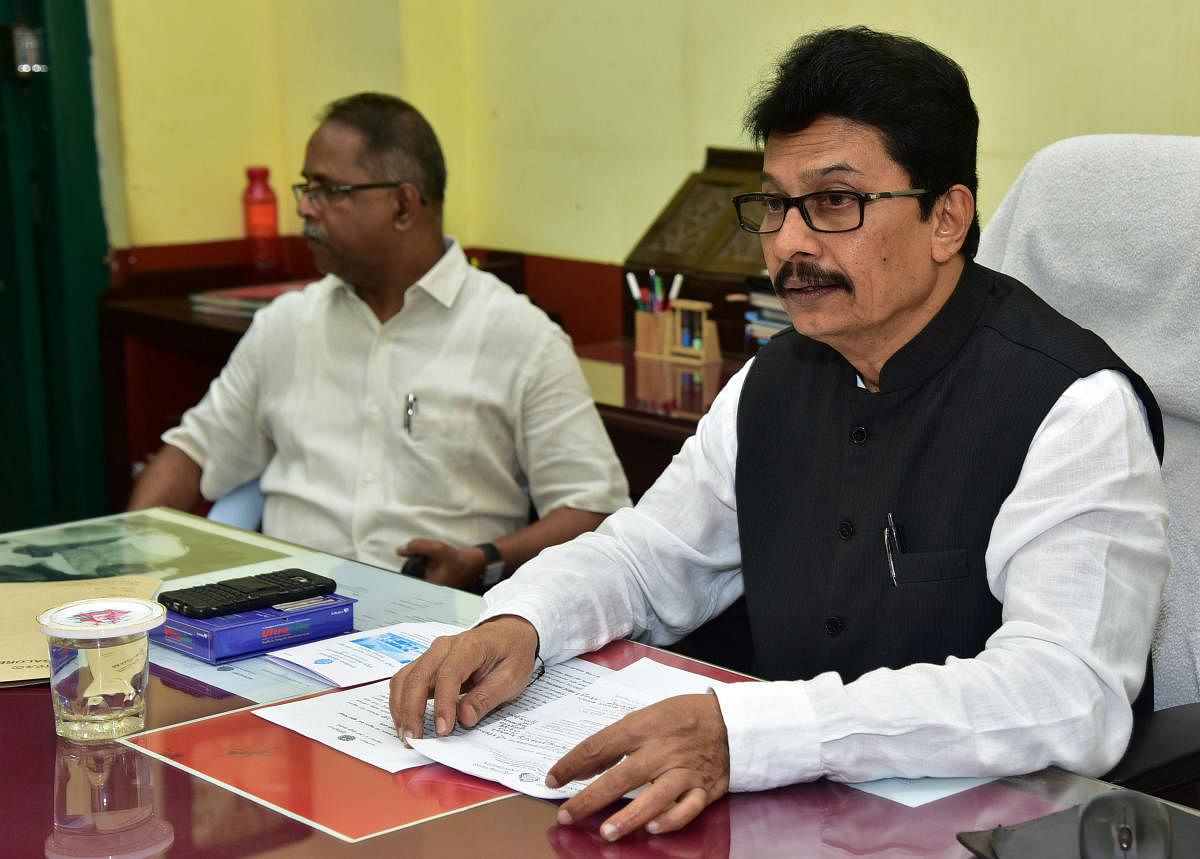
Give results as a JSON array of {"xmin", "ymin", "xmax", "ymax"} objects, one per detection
[
  {"xmin": 634, "ymin": 299, "xmax": 723, "ymax": 364},
  {"xmin": 150, "ymin": 594, "xmax": 356, "ymax": 664}
]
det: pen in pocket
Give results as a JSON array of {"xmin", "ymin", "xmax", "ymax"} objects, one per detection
[
  {"xmin": 883, "ymin": 513, "xmax": 903, "ymax": 587},
  {"xmin": 405, "ymin": 393, "xmax": 418, "ymax": 434}
]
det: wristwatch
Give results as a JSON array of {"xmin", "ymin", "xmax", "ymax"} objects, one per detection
[{"xmin": 475, "ymin": 542, "xmax": 505, "ymax": 589}]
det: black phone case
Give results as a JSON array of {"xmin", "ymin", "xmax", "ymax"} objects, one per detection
[{"xmin": 157, "ymin": 569, "xmax": 337, "ymax": 619}]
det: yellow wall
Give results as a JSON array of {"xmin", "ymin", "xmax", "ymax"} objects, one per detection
[
  {"xmin": 94, "ymin": 0, "xmax": 1200, "ymax": 262},
  {"xmin": 95, "ymin": 0, "xmax": 404, "ymax": 247}
]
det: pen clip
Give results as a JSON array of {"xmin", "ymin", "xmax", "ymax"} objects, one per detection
[
  {"xmin": 405, "ymin": 393, "xmax": 418, "ymax": 434},
  {"xmin": 884, "ymin": 513, "xmax": 901, "ymax": 588}
]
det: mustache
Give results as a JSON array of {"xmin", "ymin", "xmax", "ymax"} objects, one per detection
[
  {"xmin": 302, "ymin": 221, "xmax": 329, "ymax": 246},
  {"xmin": 772, "ymin": 261, "xmax": 853, "ymax": 296}
]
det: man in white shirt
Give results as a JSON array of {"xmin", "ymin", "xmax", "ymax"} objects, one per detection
[
  {"xmin": 389, "ymin": 28, "xmax": 1170, "ymax": 842},
  {"xmin": 128, "ymin": 93, "xmax": 630, "ymax": 591}
]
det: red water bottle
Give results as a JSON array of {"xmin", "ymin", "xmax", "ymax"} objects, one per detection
[{"xmin": 242, "ymin": 166, "xmax": 280, "ymax": 279}]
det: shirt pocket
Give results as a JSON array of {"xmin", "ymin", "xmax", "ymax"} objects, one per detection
[
  {"xmin": 890, "ymin": 548, "xmax": 970, "ymax": 585},
  {"xmin": 396, "ymin": 395, "xmax": 476, "ymax": 506}
]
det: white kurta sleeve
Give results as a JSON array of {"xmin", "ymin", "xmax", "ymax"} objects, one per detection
[
  {"xmin": 479, "ymin": 362, "xmax": 752, "ymax": 660},
  {"xmin": 161, "ymin": 310, "xmax": 274, "ymax": 502}
]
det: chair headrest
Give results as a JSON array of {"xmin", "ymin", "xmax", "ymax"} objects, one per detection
[{"xmin": 977, "ymin": 134, "xmax": 1200, "ymax": 423}]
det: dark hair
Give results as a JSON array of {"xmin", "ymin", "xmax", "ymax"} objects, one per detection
[
  {"xmin": 746, "ymin": 26, "xmax": 979, "ymax": 257},
  {"xmin": 320, "ymin": 92, "xmax": 447, "ymax": 205}
]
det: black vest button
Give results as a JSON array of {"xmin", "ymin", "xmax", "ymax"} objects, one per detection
[
  {"xmin": 849, "ymin": 426, "xmax": 868, "ymax": 445},
  {"xmin": 825, "ymin": 615, "xmax": 847, "ymax": 637},
  {"xmin": 837, "ymin": 520, "xmax": 855, "ymax": 540}
]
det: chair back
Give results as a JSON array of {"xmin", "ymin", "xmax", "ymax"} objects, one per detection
[
  {"xmin": 977, "ymin": 134, "xmax": 1200, "ymax": 709},
  {"xmin": 206, "ymin": 478, "xmax": 266, "ymax": 532}
]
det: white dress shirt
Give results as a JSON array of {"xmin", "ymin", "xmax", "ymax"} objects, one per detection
[
  {"xmin": 164, "ymin": 239, "xmax": 630, "ymax": 571},
  {"xmin": 481, "ymin": 364, "xmax": 1170, "ymax": 791}
]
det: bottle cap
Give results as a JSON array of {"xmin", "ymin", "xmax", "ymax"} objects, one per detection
[{"xmin": 37, "ymin": 598, "xmax": 166, "ymax": 639}]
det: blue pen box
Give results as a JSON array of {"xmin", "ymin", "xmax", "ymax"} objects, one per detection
[{"xmin": 149, "ymin": 594, "xmax": 356, "ymax": 664}]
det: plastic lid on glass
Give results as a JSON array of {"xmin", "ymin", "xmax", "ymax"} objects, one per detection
[{"xmin": 36, "ymin": 598, "xmax": 166, "ymax": 639}]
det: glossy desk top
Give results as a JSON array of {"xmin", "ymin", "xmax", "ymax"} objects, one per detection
[
  {"xmin": 7, "ymin": 648, "xmax": 1130, "ymax": 858},
  {"xmin": 0, "ymin": 511, "xmax": 1165, "ymax": 856}
]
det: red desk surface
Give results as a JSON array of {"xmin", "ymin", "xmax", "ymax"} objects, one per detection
[{"xmin": 8, "ymin": 639, "xmax": 1114, "ymax": 857}]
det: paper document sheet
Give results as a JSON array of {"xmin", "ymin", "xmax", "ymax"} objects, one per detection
[
  {"xmin": 265, "ymin": 620, "xmax": 465, "ymax": 686},
  {"xmin": 254, "ymin": 657, "xmax": 614, "ymax": 774},
  {"xmin": 408, "ymin": 658, "xmax": 722, "ymax": 798}
]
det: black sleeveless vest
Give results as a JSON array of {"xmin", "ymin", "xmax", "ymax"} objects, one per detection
[{"xmin": 734, "ymin": 262, "xmax": 1164, "ymax": 683}]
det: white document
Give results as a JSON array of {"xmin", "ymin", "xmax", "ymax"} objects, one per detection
[
  {"xmin": 251, "ymin": 657, "xmax": 614, "ymax": 774},
  {"xmin": 264, "ymin": 621, "xmax": 465, "ymax": 686},
  {"xmin": 408, "ymin": 657, "xmax": 722, "ymax": 799},
  {"xmin": 254, "ymin": 679, "xmax": 433, "ymax": 771}
]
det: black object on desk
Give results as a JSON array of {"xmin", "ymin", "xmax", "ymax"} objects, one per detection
[
  {"xmin": 958, "ymin": 788, "xmax": 1180, "ymax": 858},
  {"xmin": 400, "ymin": 555, "xmax": 428, "ymax": 578},
  {"xmin": 157, "ymin": 569, "xmax": 336, "ymax": 619}
]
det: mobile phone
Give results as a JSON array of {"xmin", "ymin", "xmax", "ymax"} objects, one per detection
[
  {"xmin": 400, "ymin": 554, "xmax": 428, "ymax": 578},
  {"xmin": 157, "ymin": 569, "xmax": 337, "ymax": 619}
]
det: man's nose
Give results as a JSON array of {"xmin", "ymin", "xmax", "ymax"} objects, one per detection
[
  {"xmin": 769, "ymin": 205, "xmax": 823, "ymax": 259},
  {"xmin": 296, "ymin": 192, "xmax": 318, "ymax": 220}
]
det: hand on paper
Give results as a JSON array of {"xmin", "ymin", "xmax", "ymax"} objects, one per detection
[
  {"xmin": 548, "ymin": 693, "xmax": 730, "ymax": 842},
  {"xmin": 389, "ymin": 615, "xmax": 539, "ymax": 741},
  {"xmin": 395, "ymin": 538, "xmax": 480, "ymax": 590}
]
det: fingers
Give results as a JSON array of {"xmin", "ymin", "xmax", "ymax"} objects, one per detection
[
  {"xmin": 601, "ymin": 778, "xmax": 712, "ymax": 842},
  {"xmin": 387, "ymin": 617, "xmax": 539, "ymax": 741},
  {"xmin": 558, "ymin": 764, "xmax": 719, "ymax": 842},
  {"xmin": 643, "ymin": 786, "xmax": 710, "ymax": 835},
  {"xmin": 396, "ymin": 540, "xmax": 476, "ymax": 589},
  {"xmin": 547, "ymin": 723, "xmax": 631, "ymax": 788},
  {"xmin": 388, "ymin": 635, "xmax": 457, "ymax": 740},
  {"xmin": 552, "ymin": 695, "xmax": 730, "ymax": 841},
  {"xmin": 398, "ymin": 537, "xmax": 442, "ymax": 556}
]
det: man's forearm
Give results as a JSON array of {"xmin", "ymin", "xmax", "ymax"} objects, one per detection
[
  {"xmin": 127, "ymin": 444, "xmax": 204, "ymax": 512},
  {"xmin": 490, "ymin": 506, "xmax": 607, "ymax": 573}
]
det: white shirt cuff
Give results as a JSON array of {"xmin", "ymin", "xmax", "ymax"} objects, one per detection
[{"xmin": 714, "ymin": 675, "xmax": 830, "ymax": 792}]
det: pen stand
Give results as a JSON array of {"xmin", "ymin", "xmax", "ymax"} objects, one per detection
[
  {"xmin": 634, "ymin": 310, "xmax": 672, "ymax": 359},
  {"xmin": 633, "ymin": 299, "xmax": 722, "ymax": 364}
]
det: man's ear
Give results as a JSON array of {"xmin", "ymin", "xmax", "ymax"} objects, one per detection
[
  {"xmin": 392, "ymin": 182, "xmax": 425, "ymax": 228},
  {"xmin": 930, "ymin": 184, "xmax": 974, "ymax": 263}
]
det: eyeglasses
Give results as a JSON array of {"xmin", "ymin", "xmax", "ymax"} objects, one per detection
[
  {"xmin": 732, "ymin": 189, "xmax": 929, "ymax": 234},
  {"xmin": 292, "ymin": 181, "xmax": 404, "ymax": 208}
]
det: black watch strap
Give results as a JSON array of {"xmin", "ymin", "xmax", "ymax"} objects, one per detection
[{"xmin": 475, "ymin": 542, "xmax": 505, "ymax": 589}]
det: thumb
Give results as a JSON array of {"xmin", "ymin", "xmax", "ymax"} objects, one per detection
[{"xmin": 458, "ymin": 665, "xmax": 525, "ymax": 727}]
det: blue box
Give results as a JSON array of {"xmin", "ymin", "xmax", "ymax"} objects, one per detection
[{"xmin": 149, "ymin": 594, "xmax": 356, "ymax": 664}]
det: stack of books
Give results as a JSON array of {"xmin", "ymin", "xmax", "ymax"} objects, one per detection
[
  {"xmin": 188, "ymin": 280, "xmax": 310, "ymax": 319},
  {"xmin": 744, "ymin": 280, "xmax": 792, "ymax": 346}
]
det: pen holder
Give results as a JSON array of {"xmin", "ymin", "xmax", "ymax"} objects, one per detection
[
  {"xmin": 634, "ymin": 310, "xmax": 674, "ymax": 359},
  {"xmin": 635, "ymin": 301, "xmax": 722, "ymax": 364}
]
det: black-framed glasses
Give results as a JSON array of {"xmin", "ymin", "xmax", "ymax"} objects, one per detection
[
  {"xmin": 732, "ymin": 189, "xmax": 929, "ymax": 234},
  {"xmin": 292, "ymin": 181, "xmax": 404, "ymax": 208}
]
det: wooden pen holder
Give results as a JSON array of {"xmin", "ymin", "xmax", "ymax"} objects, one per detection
[
  {"xmin": 633, "ymin": 300, "xmax": 722, "ymax": 364},
  {"xmin": 634, "ymin": 310, "xmax": 672, "ymax": 359}
]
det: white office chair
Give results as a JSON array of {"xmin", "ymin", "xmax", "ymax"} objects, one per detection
[
  {"xmin": 976, "ymin": 133, "xmax": 1200, "ymax": 799},
  {"xmin": 206, "ymin": 477, "xmax": 266, "ymax": 532}
]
